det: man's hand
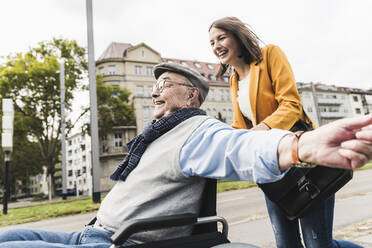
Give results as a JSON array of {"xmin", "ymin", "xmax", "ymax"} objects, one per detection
[{"xmin": 299, "ymin": 114, "xmax": 372, "ymax": 169}]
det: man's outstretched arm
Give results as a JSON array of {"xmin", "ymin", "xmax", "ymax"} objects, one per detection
[{"xmin": 278, "ymin": 114, "xmax": 372, "ymax": 170}]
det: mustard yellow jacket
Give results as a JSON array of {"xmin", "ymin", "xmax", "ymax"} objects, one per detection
[{"xmin": 230, "ymin": 44, "xmax": 314, "ymax": 130}]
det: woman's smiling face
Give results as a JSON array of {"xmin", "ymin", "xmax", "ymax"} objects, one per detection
[{"xmin": 209, "ymin": 27, "xmax": 241, "ymax": 67}]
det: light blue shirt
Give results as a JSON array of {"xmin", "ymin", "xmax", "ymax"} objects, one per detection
[{"xmin": 180, "ymin": 118, "xmax": 291, "ymax": 184}]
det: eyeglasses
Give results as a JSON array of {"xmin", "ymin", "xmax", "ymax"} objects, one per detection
[{"xmin": 153, "ymin": 78, "xmax": 194, "ymax": 93}]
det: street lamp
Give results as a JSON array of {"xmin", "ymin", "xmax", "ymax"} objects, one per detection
[{"xmin": 2, "ymin": 98, "xmax": 14, "ymax": 215}]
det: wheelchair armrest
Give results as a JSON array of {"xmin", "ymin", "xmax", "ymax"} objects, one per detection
[{"xmin": 110, "ymin": 213, "xmax": 197, "ymax": 245}]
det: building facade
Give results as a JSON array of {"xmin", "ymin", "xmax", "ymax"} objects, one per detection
[
  {"xmin": 22, "ymin": 42, "xmax": 372, "ymax": 197},
  {"xmin": 65, "ymin": 132, "xmax": 92, "ymax": 196},
  {"xmin": 297, "ymin": 82, "xmax": 372, "ymax": 126}
]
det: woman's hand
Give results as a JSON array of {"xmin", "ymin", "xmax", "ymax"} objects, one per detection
[{"xmin": 251, "ymin": 122, "xmax": 270, "ymax": 131}]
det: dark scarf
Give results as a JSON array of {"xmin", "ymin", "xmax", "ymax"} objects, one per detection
[{"xmin": 110, "ymin": 108, "xmax": 206, "ymax": 181}]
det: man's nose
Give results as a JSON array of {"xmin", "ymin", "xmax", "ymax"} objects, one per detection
[{"xmin": 152, "ymin": 88, "xmax": 160, "ymax": 98}]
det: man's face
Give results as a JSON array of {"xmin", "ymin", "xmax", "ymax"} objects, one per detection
[{"xmin": 152, "ymin": 72, "xmax": 193, "ymax": 119}]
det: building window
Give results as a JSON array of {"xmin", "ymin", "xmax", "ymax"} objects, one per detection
[
  {"xmin": 208, "ymin": 74, "xmax": 216, "ymax": 81},
  {"xmin": 146, "ymin": 86, "xmax": 152, "ymax": 97},
  {"xmin": 146, "ymin": 66, "xmax": 153, "ymax": 76},
  {"xmin": 68, "ymin": 160, "xmax": 73, "ymax": 166},
  {"xmin": 207, "ymin": 64, "xmax": 214, "ymax": 69},
  {"xmin": 102, "ymin": 135, "xmax": 108, "ymax": 153},
  {"xmin": 227, "ymin": 109, "xmax": 233, "ymax": 122},
  {"xmin": 68, "ymin": 140, "xmax": 72, "ymax": 146},
  {"xmin": 136, "ymin": 85, "xmax": 144, "ymax": 96},
  {"xmin": 226, "ymin": 89, "xmax": 231, "ymax": 101},
  {"xmin": 181, "ymin": 61, "xmax": 188, "ymax": 67},
  {"xmin": 220, "ymin": 89, "xmax": 225, "ymax": 101},
  {"xmin": 82, "ymin": 166, "xmax": 87, "ymax": 173},
  {"xmin": 81, "ymin": 144, "xmax": 86, "ymax": 151},
  {"xmin": 68, "ymin": 150, "xmax": 72, "ymax": 156},
  {"xmin": 209, "ymin": 89, "xmax": 215, "ymax": 100},
  {"xmin": 212, "ymin": 108, "xmax": 217, "ymax": 118},
  {"xmin": 222, "ymin": 76, "xmax": 229, "ymax": 82},
  {"xmin": 307, "ymin": 107, "xmax": 313, "ymax": 113},
  {"xmin": 82, "ymin": 155, "xmax": 86, "ymax": 162},
  {"xmin": 98, "ymin": 66, "xmax": 104, "ymax": 75},
  {"xmin": 109, "ymin": 81, "xmax": 120, "ymax": 86},
  {"xmin": 205, "ymin": 108, "xmax": 211, "ymax": 116},
  {"xmin": 353, "ymin": 96, "xmax": 359, "ymax": 102},
  {"xmin": 194, "ymin": 62, "xmax": 201, "ymax": 68},
  {"xmin": 108, "ymin": 65, "xmax": 116, "ymax": 75},
  {"xmin": 141, "ymin": 50, "xmax": 145, "ymax": 57},
  {"xmin": 114, "ymin": 133, "xmax": 122, "ymax": 147},
  {"xmin": 68, "ymin": 170, "xmax": 73, "ymax": 177},
  {"xmin": 135, "ymin": 65, "xmax": 142, "ymax": 75},
  {"xmin": 143, "ymin": 106, "xmax": 151, "ymax": 121},
  {"xmin": 355, "ymin": 108, "xmax": 361, "ymax": 114}
]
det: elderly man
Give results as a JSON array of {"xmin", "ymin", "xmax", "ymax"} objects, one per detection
[{"xmin": 1, "ymin": 63, "xmax": 372, "ymax": 248}]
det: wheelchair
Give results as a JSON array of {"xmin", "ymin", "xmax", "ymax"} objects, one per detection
[{"xmin": 98, "ymin": 179, "xmax": 259, "ymax": 248}]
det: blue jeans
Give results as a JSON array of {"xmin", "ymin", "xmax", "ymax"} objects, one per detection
[
  {"xmin": 0, "ymin": 226, "xmax": 133, "ymax": 248},
  {"xmin": 265, "ymin": 195, "xmax": 363, "ymax": 248}
]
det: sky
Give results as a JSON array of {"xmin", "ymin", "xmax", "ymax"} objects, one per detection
[{"xmin": 1, "ymin": 0, "xmax": 372, "ymax": 90}]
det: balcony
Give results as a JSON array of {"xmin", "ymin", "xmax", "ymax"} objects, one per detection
[
  {"xmin": 100, "ymin": 146, "xmax": 128, "ymax": 158},
  {"xmin": 320, "ymin": 112, "xmax": 347, "ymax": 119},
  {"xmin": 317, "ymin": 98, "xmax": 344, "ymax": 105}
]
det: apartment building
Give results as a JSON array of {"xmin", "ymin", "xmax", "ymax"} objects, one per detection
[
  {"xmin": 297, "ymin": 82, "xmax": 371, "ymax": 126},
  {"xmin": 65, "ymin": 132, "xmax": 92, "ymax": 196},
  {"xmin": 95, "ymin": 42, "xmax": 232, "ymax": 132},
  {"xmin": 22, "ymin": 42, "xmax": 372, "ymax": 196},
  {"xmin": 99, "ymin": 126, "xmax": 137, "ymax": 191}
]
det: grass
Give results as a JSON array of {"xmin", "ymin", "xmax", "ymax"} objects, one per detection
[
  {"xmin": 0, "ymin": 197, "xmax": 100, "ymax": 226},
  {"xmin": 357, "ymin": 160, "xmax": 372, "ymax": 171},
  {"xmin": 217, "ymin": 180, "xmax": 256, "ymax": 193}
]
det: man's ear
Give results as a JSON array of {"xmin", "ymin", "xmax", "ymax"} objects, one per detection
[{"xmin": 188, "ymin": 88, "xmax": 200, "ymax": 107}]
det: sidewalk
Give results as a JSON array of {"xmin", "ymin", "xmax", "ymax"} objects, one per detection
[{"xmin": 335, "ymin": 218, "xmax": 372, "ymax": 248}]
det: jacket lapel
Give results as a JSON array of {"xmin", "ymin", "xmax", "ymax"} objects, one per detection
[{"xmin": 230, "ymin": 72, "xmax": 248, "ymax": 129}]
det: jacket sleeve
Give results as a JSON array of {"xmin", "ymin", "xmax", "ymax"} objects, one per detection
[{"xmin": 261, "ymin": 45, "xmax": 302, "ymax": 130}]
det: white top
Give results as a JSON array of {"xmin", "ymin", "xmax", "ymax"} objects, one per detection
[{"xmin": 237, "ymin": 74, "xmax": 255, "ymax": 125}]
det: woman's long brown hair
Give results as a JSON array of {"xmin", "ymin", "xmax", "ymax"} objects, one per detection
[{"xmin": 209, "ymin": 17, "xmax": 263, "ymax": 77}]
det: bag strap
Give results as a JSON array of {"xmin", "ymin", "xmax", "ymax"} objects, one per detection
[{"xmin": 301, "ymin": 106, "xmax": 313, "ymax": 127}]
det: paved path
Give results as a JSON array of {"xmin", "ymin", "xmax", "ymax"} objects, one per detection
[{"xmin": 1, "ymin": 169, "xmax": 372, "ymax": 247}]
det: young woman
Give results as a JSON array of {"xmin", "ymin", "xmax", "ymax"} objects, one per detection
[{"xmin": 208, "ymin": 16, "xmax": 362, "ymax": 248}]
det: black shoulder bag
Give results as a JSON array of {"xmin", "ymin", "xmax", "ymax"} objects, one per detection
[{"xmin": 258, "ymin": 110, "xmax": 353, "ymax": 220}]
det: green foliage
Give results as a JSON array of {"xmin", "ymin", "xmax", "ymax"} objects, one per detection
[
  {"xmin": 0, "ymin": 38, "xmax": 87, "ymax": 196},
  {"xmin": 217, "ymin": 180, "xmax": 256, "ymax": 193},
  {"xmin": 0, "ymin": 38, "xmax": 135, "ymax": 197},
  {"xmin": 83, "ymin": 76, "xmax": 136, "ymax": 137},
  {"xmin": 0, "ymin": 197, "xmax": 100, "ymax": 226}
]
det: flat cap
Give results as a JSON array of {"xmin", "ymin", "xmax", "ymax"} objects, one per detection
[{"xmin": 153, "ymin": 62, "xmax": 209, "ymax": 105}]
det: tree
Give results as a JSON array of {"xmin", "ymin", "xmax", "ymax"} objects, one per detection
[
  {"xmin": 83, "ymin": 75, "xmax": 136, "ymax": 137},
  {"xmin": 0, "ymin": 38, "xmax": 87, "ymax": 197},
  {"xmin": 217, "ymin": 112, "xmax": 226, "ymax": 123},
  {"xmin": 0, "ymin": 110, "xmax": 43, "ymax": 198}
]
